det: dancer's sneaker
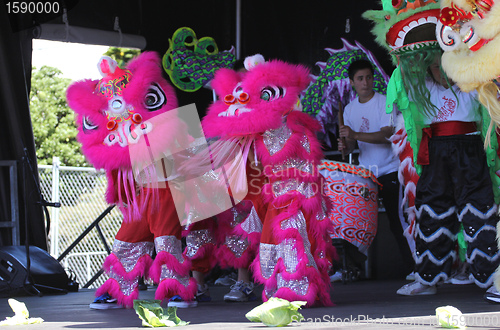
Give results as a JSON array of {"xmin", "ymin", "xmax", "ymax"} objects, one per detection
[
  {"xmin": 397, "ymin": 281, "xmax": 437, "ymax": 296},
  {"xmin": 449, "ymin": 272, "xmax": 473, "ymax": 285},
  {"xmin": 167, "ymin": 295, "xmax": 198, "ymax": 308},
  {"xmin": 196, "ymin": 283, "xmax": 211, "ymax": 302},
  {"xmin": 329, "ymin": 271, "xmax": 342, "ymax": 282},
  {"xmin": 484, "ymin": 286, "xmax": 500, "ymax": 304},
  {"xmin": 405, "ymin": 271, "xmax": 416, "ymax": 281},
  {"xmin": 224, "ymin": 280, "xmax": 256, "ymax": 302},
  {"xmin": 214, "ymin": 272, "xmax": 237, "ymax": 286},
  {"xmin": 89, "ymin": 293, "xmax": 123, "ymax": 310}
]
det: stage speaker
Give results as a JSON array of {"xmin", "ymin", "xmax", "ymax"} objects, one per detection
[{"xmin": 0, "ymin": 245, "xmax": 68, "ymax": 296}]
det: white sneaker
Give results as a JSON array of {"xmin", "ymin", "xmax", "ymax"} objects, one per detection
[
  {"xmin": 89, "ymin": 293, "xmax": 124, "ymax": 310},
  {"xmin": 330, "ymin": 271, "xmax": 342, "ymax": 282},
  {"xmin": 484, "ymin": 286, "xmax": 500, "ymax": 304},
  {"xmin": 450, "ymin": 272, "xmax": 473, "ymax": 285},
  {"xmin": 397, "ymin": 281, "xmax": 437, "ymax": 296},
  {"xmin": 406, "ymin": 272, "xmax": 416, "ymax": 281},
  {"xmin": 214, "ymin": 272, "xmax": 237, "ymax": 286},
  {"xmin": 224, "ymin": 281, "xmax": 257, "ymax": 302},
  {"xmin": 167, "ymin": 295, "xmax": 198, "ymax": 308}
]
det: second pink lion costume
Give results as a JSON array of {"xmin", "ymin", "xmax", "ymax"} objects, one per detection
[
  {"xmin": 202, "ymin": 55, "xmax": 334, "ymax": 306},
  {"xmin": 66, "ymin": 52, "xmax": 197, "ymax": 308}
]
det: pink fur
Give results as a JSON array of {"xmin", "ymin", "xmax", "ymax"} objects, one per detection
[
  {"xmin": 102, "ymin": 253, "xmax": 153, "ymax": 281},
  {"xmin": 155, "ymin": 278, "xmax": 197, "ymax": 302},
  {"xmin": 148, "ymin": 250, "xmax": 192, "ymax": 283},
  {"xmin": 202, "ymin": 60, "xmax": 311, "ymax": 139},
  {"xmin": 66, "ymin": 51, "xmax": 181, "ymax": 171},
  {"xmin": 96, "ymin": 279, "xmax": 138, "ymax": 308}
]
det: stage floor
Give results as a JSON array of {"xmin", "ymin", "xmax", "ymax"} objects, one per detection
[{"xmin": 0, "ymin": 279, "xmax": 499, "ymax": 329}]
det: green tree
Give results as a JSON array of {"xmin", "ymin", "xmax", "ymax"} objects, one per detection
[
  {"xmin": 30, "ymin": 65, "xmax": 86, "ymax": 167},
  {"xmin": 104, "ymin": 47, "xmax": 141, "ymax": 68}
]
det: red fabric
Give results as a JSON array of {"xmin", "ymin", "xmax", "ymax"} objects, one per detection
[
  {"xmin": 115, "ymin": 186, "xmax": 182, "ymax": 242},
  {"xmin": 417, "ymin": 121, "xmax": 477, "ymax": 165}
]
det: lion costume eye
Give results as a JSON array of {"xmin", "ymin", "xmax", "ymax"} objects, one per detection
[
  {"xmin": 82, "ymin": 116, "xmax": 98, "ymax": 132},
  {"xmin": 143, "ymin": 83, "xmax": 166, "ymax": 111},
  {"xmin": 260, "ymin": 85, "xmax": 286, "ymax": 101}
]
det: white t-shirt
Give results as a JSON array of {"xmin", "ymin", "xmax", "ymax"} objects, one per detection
[
  {"xmin": 423, "ymin": 79, "xmax": 481, "ymax": 125},
  {"xmin": 344, "ymin": 92, "xmax": 399, "ymax": 178}
]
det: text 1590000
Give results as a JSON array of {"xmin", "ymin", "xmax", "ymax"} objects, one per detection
[{"xmin": 6, "ymin": 2, "xmax": 60, "ymax": 14}]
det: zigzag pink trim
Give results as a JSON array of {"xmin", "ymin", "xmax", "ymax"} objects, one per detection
[
  {"xmin": 155, "ymin": 277, "xmax": 197, "ymax": 302},
  {"xmin": 251, "ymin": 256, "xmax": 332, "ymax": 307},
  {"xmin": 149, "ymin": 250, "xmax": 192, "ymax": 283},
  {"xmin": 95, "ymin": 278, "xmax": 138, "ymax": 309},
  {"xmin": 102, "ymin": 253, "xmax": 153, "ymax": 281}
]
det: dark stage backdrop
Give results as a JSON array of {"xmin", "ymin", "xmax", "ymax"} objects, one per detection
[{"xmin": 0, "ymin": 0, "xmax": 392, "ymax": 249}]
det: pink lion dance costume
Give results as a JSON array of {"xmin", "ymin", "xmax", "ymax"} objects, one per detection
[
  {"xmin": 66, "ymin": 52, "xmax": 196, "ymax": 308},
  {"xmin": 202, "ymin": 55, "xmax": 334, "ymax": 307}
]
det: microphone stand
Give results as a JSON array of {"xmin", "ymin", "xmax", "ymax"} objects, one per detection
[{"xmin": 22, "ymin": 147, "xmax": 65, "ymax": 296}]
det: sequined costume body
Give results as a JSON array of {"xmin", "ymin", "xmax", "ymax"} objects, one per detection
[
  {"xmin": 66, "ymin": 52, "xmax": 196, "ymax": 308},
  {"xmin": 201, "ymin": 56, "xmax": 334, "ymax": 307}
]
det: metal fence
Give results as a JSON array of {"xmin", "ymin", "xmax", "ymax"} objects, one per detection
[{"xmin": 38, "ymin": 157, "xmax": 122, "ymax": 288}]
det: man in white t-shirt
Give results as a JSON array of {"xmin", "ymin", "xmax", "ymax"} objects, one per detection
[{"xmin": 338, "ymin": 59, "xmax": 414, "ymax": 277}]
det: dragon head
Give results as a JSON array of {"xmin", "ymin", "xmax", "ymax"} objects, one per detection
[
  {"xmin": 363, "ymin": 0, "xmax": 440, "ymax": 61},
  {"xmin": 202, "ymin": 54, "xmax": 310, "ymax": 139},
  {"xmin": 66, "ymin": 52, "xmax": 180, "ymax": 171}
]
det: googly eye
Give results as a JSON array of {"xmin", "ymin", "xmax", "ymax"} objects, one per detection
[
  {"xmin": 82, "ymin": 116, "xmax": 98, "ymax": 132},
  {"xmin": 143, "ymin": 83, "xmax": 166, "ymax": 111},
  {"xmin": 260, "ymin": 85, "xmax": 285, "ymax": 101}
]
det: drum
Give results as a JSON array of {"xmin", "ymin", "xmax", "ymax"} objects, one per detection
[{"xmin": 319, "ymin": 160, "xmax": 380, "ymax": 255}]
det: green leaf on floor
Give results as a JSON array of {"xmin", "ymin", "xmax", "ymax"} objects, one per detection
[
  {"xmin": 0, "ymin": 299, "xmax": 44, "ymax": 326},
  {"xmin": 133, "ymin": 299, "xmax": 189, "ymax": 327},
  {"xmin": 246, "ymin": 297, "xmax": 306, "ymax": 327}
]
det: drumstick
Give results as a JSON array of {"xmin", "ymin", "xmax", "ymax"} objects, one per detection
[{"xmin": 338, "ymin": 101, "xmax": 346, "ymax": 160}]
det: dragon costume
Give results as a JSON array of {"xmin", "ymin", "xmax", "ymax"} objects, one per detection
[
  {"xmin": 66, "ymin": 52, "xmax": 197, "ymax": 308},
  {"xmin": 201, "ymin": 54, "xmax": 334, "ymax": 307},
  {"xmin": 364, "ymin": 0, "xmax": 500, "ymax": 289},
  {"xmin": 435, "ymin": 0, "xmax": 500, "ymax": 291}
]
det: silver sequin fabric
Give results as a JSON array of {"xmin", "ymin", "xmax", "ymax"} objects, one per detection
[
  {"xmin": 110, "ymin": 272, "xmax": 138, "ymax": 296},
  {"xmin": 160, "ymin": 265, "xmax": 191, "ymax": 287},
  {"xmin": 155, "ymin": 235, "xmax": 184, "ymax": 264},
  {"xmin": 262, "ymin": 124, "xmax": 292, "ymax": 156},
  {"xmin": 281, "ymin": 212, "xmax": 317, "ymax": 269},
  {"xmin": 259, "ymin": 238, "xmax": 300, "ymax": 279},
  {"xmin": 112, "ymin": 240, "xmax": 154, "ymax": 273},
  {"xmin": 271, "ymin": 158, "xmax": 314, "ymax": 175},
  {"xmin": 272, "ymin": 179, "xmax": 317, "ymax": 198},
  {"xmin": 109, "ymin": 240, "xmax": 155, "ymax": 296},
  {"xmin": 316, "ymin": 198, "xmax": 328, "ymax": 221},
  {"xmin": 240, "ymin": 206, "xmax": 263, "ymax": 234},
  {"xmin": 230, "ymin": 204, "xmax": 251, "ymax": 227},
  {"xmin": 300, "ymin": 134, "xmax": 311, "ymax": 153},
  {"xmin": 225, "ymin": 235, "xmax": 249, "ymax": 258},
  {"xmin": 185, "ymin": 229, "xmax": 215, "ymax": 258},
  {"xmin": 276, "ymin": 273, "xmax": 310, "ymax": 296}
]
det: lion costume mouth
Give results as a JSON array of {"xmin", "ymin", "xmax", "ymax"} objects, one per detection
[{"xmin": 387, "ymin": 9, "xmax": 440, "ymax": 48}]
